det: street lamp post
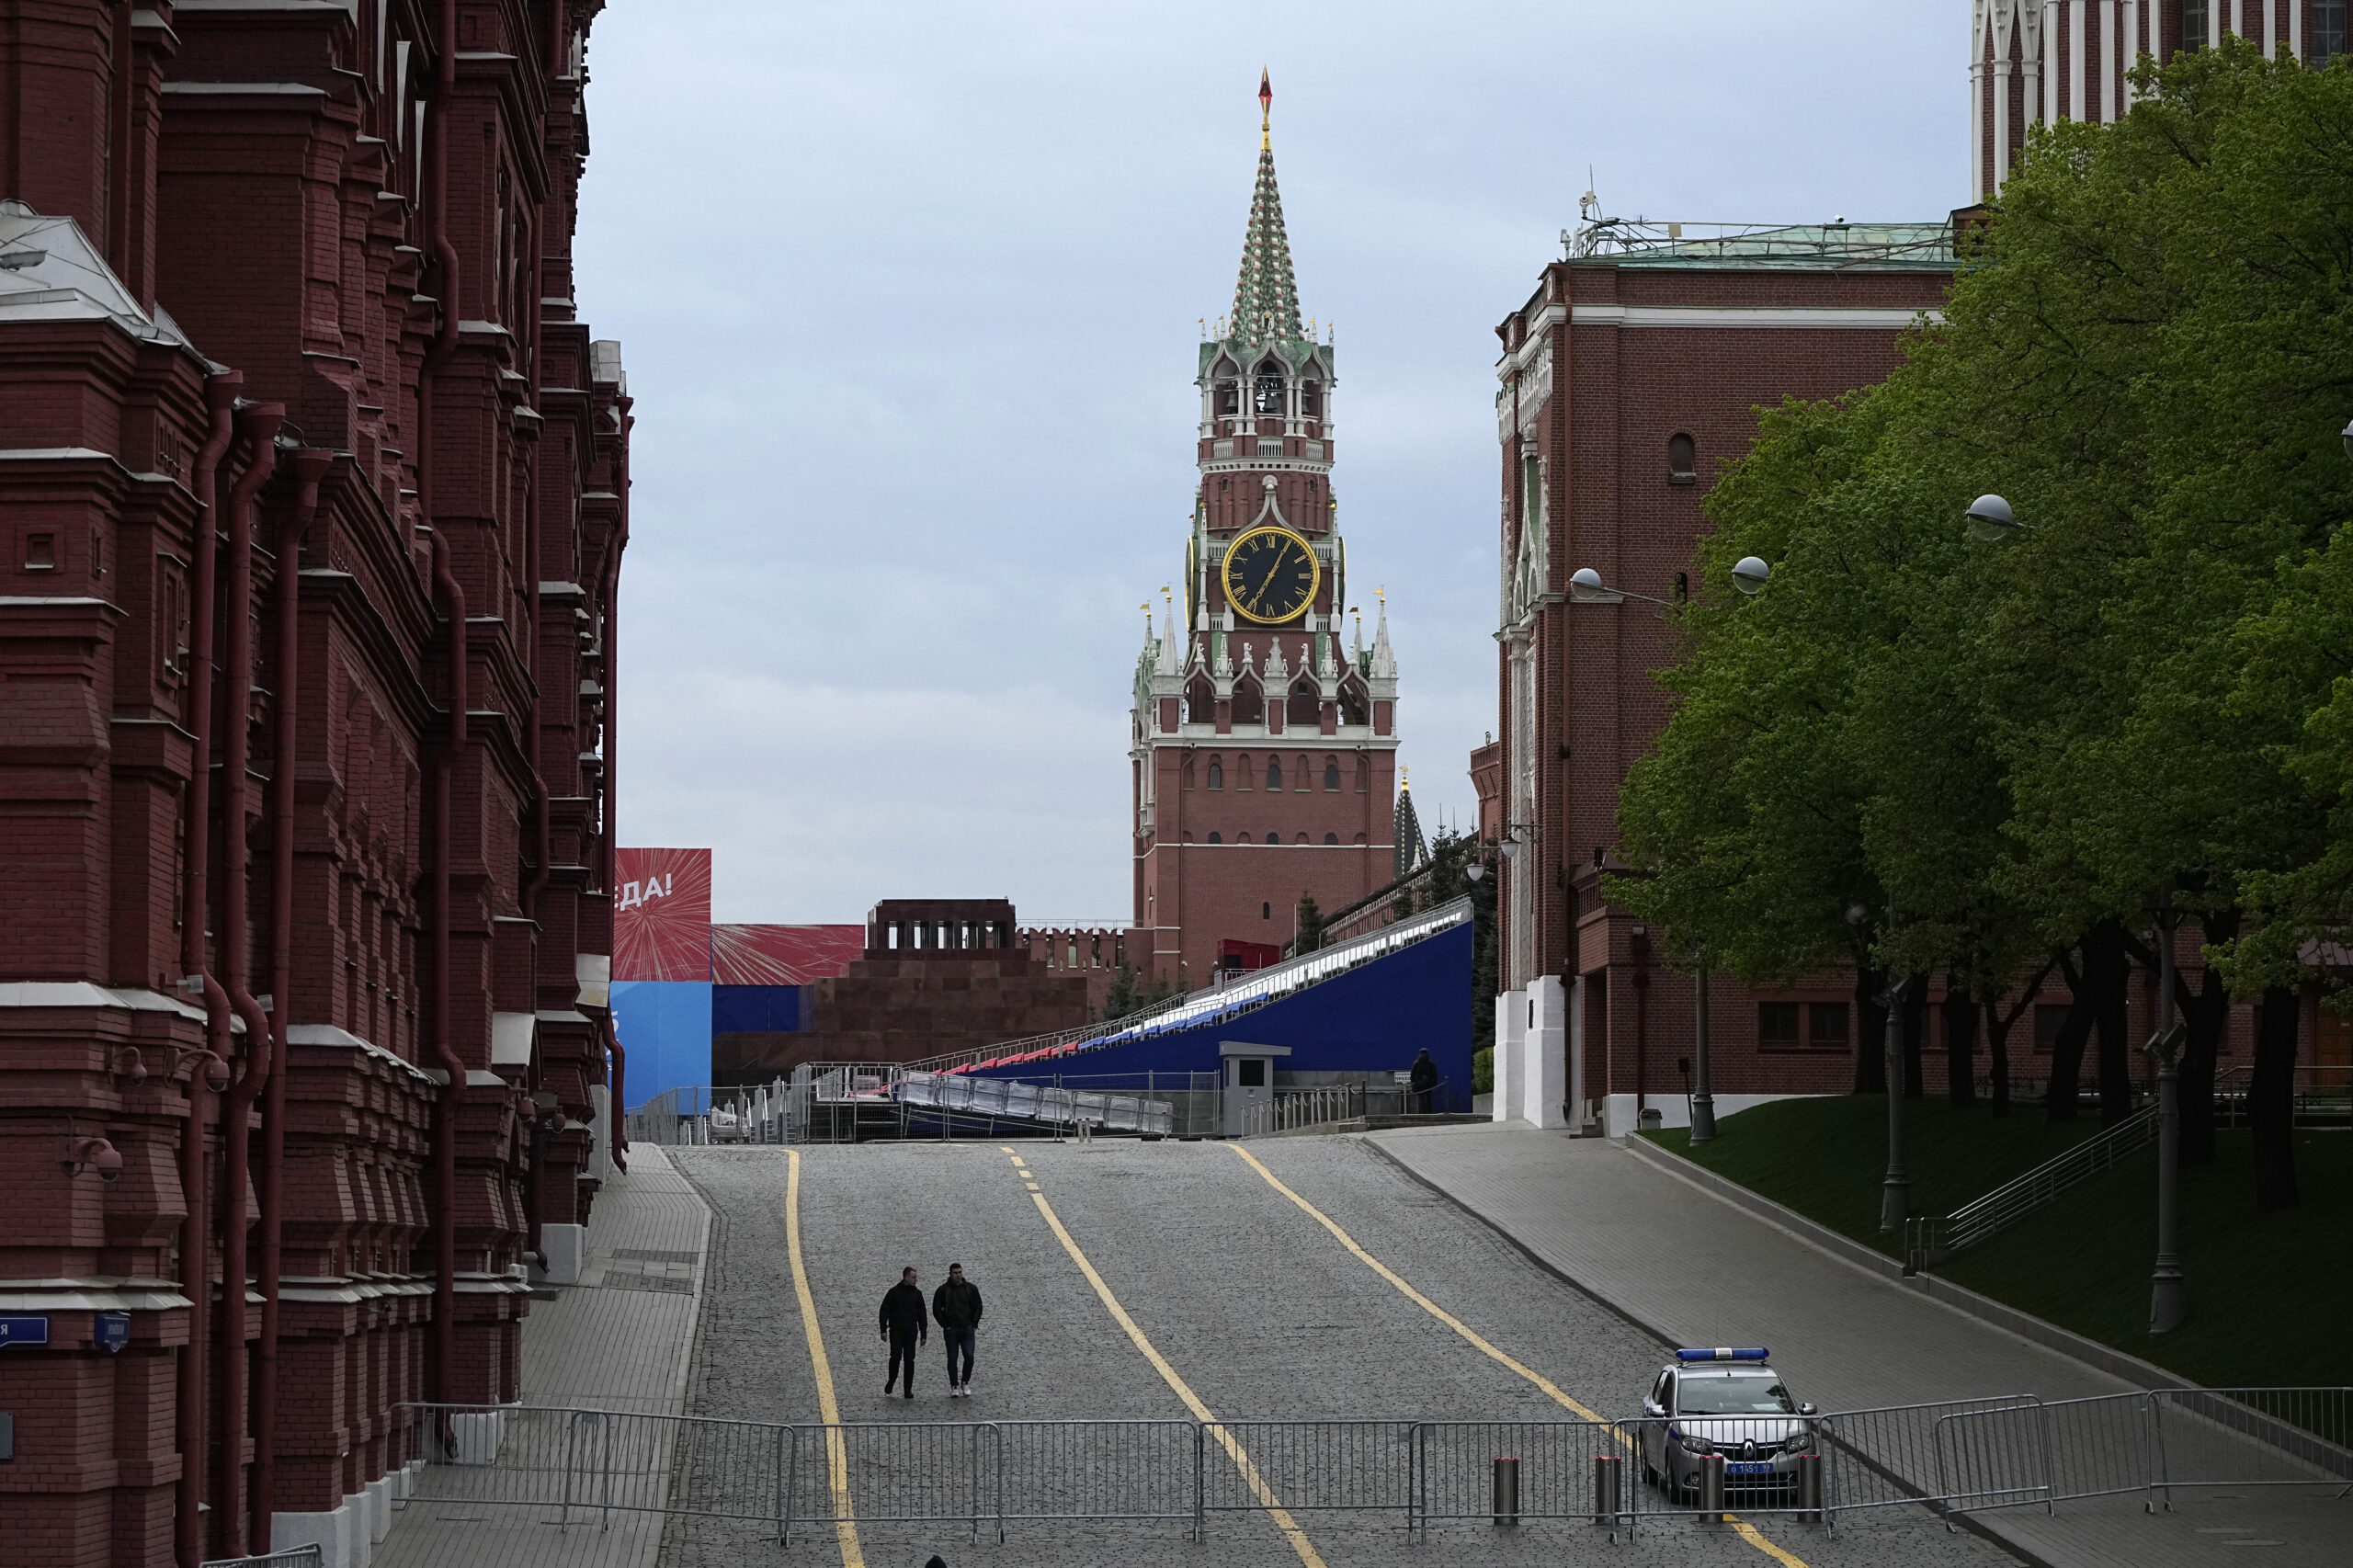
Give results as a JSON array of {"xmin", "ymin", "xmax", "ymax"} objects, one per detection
[
  {"xmin": 1849, "ymin": 900, "xmax": 1910, "ymax": 1232},
  {"xmin": 1880, "ymin": 968, "xmax": 1912, "ymax": 1232},
  {"xmin": 1563, "ymin": 558, "xmax": 1765, "ymax": 1149},
  {"xmin": 1690, "ymin": 957, "xmax": 1717, "ymax": 1144},
  {"xmin": 2148, "ymin": 888, "xmax": 2188, "ymax": 1334}
]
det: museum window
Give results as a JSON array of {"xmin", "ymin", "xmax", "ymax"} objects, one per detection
[
  {"xmin": 1809, "ymin": 1002, "xmax": 1849, "ymax": 1051},
  {"xmin": 1757, "ymin": 1002, "xmax": 1802, "ymax": 1050},
  {"xmin": 2318, "ymin": 1, "xmax": 2349, "ymax": 64},
  {"xmin": 1667, "ymin": 432, "xmax": 1697, "ymax": 484},
  {"xmin": 2177, "ymin": 0, "xmax": 2206, "ymax": 51},
  {"xmin": 1324, "ymin": 758, "xmax": 1340, "ymax": 791},
  {"xmin": 1758, "ymin": 999, "xmax": 1847, "ymax": 1050},
  {"xmin": 1266, "ymin": 757, "xmax": 1283, "ymax": 792},
  {"xmin": 2034, "ymin": 1003, "xmax": 2072, "ymax": 1054}
]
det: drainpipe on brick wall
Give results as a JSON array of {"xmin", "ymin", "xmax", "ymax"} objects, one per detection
[
  {"xmin": 176, "ymin": 369, "xmax": 241, "ymax": 1568},
  {"xmin": 214, "ymin": 402, "xmax": 283, "ymax": 1558},
  {"xmin": 422, "ymin": 0, "xmax": 470, "ymax": 1412},
  {"xmin": 593, "ymin": 543, "xmax": 620, "ymax": 1167},
  {"xmin": 251, "ymin": 446, "xmax": 331, "ymax": 1549}
]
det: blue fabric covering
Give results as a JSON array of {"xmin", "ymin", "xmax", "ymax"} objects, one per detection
[
  {"xmin": 972, "ymin": 920, "xmax": 1472, "ymax": 1093},
  {"xmin": 611, "ymin": 980, "xmax": 712, "ymax": 1108},
  {"xmin": 712, "ymin": 984, "xmax": 806, "ymax": 1033}
]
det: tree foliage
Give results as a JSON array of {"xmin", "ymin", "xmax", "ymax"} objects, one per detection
[{"xmin": 1611, "ymin": 41, "xmax": 2353, "ymax": 1205}]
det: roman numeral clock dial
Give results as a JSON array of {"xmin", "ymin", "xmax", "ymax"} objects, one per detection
[{"xmin": 1221, "ymin": 526, "xmax": 1320, "ymax": 624}]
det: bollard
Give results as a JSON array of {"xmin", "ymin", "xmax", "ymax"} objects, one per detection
[
  {"xmin": 1592, "ymin": 1452, "xmax": 1622, "ymax": 1525},
  {"xmin": 1492, "ymin": 1456, "xmax": 1519, "ymax": 1527},
  {"xmin": 1794, "ymin": 1450, "xmax": 1824, "ymax": 1524},
  {"xmin": 1699, "ymin": 1451, "xmax": 1726, "ymax": 1524}
]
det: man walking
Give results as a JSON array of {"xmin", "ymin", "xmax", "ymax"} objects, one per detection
[
  {"xmin": 932, "ymin": 1263, "xmax": 984, "ymax": 1397},
  {"xmin": 880, "ymin": 1266, "xmax": 928, "ymax": 1398},
  {"xmin": 1408, "ymin": 1048, "xmax": 1439, "ymax": 1114}
]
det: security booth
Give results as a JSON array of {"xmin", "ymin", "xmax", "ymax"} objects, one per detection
[{"xmin": 1219, "ymin": 1040, "xmax": 1290, "ymax": 1136}]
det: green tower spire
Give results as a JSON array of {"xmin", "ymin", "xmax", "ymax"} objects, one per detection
[{"xmin": 1231, "ymin": 69, "xmax": 1304, "ymax": 347}]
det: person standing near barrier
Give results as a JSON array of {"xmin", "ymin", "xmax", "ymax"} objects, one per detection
[
  {"xmin": 932, "ymin": 1262, "xmax": 984, "ymax": 1397},
  {"xmin": 1409, "ymin": 1048, "xmax": 1439, "ymax": 1114},
  {"xmin": 880, "ymin": 1266, "xmax": 928, "ymax": 1398}
]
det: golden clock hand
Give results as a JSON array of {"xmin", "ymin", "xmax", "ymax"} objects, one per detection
[{"xmin": 1256, "ymin": 557, "xmax": 1283, "ymax": 599}]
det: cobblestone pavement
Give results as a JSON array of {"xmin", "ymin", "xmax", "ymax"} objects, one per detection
[{"xmin": 665, "ymin": 1139, "xmax": 2018, "ymax": 1568}]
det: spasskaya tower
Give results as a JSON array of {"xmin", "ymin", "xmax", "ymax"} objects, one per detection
[{"xmin": 1130, "ymin": 74, "xmax": 1402, "ymax": 986}]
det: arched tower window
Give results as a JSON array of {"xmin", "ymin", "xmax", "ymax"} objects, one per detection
[
  {"xmin": 1207, "ymin": 831, "xmax": 1222, "ymax": 844},
  {"xmin": 1265, "ymin": 757, "xmax": 1283, "ymax": 792},
  {"xmin": 1237, "ymin": 832, "xmax": 1253, "ymax": 844},
  {"xmin": 1339, "ymin": 678, "xmax": 1370, "ymax": 727},
  {"xmin": 1206, "ymin": 757, "xmax": 1223, "ymax": 790},
  {"xmin": 1287, "ymin": 679, "xmax": 1318, "ymax": 727},
  {"xmin": 1324, "ymin": 757, "xmax": 1340, "ymax": 791},
  {"xmin": 1232, "ymin": 676, "xmax": 1264, "ymax": 726},
  {"xmin": 1292, "ymin": 756, "xmax": 1311, "ymax": 792},
  {"xmin": 1667, "ymin": 433, "xmax": 1697, "ymax": 483},
  {"xmin": 1324, "ymin": 832, "xmax": 1339, "ymax": 845},
  {"xmin": 1354, "ymin": 755, "xmax": 1370, "ymax": 793},
  {"xmin": 1253, "ymin": 359, "xmax": 1285, "ymax": 415},
  {"xmin": 1234, "ymin": 753, "xmax": 1254, "ymax": 790},
  {"xmin": 1300, "ymin": 380, "xmax": 1323, "ymax": 418},
  {"xmin": 1212, "ymin": 359, "xmax": 1240, "ymax": 416}
]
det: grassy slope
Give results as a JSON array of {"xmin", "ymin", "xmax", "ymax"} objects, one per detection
[{"xmin": 1646, "ymin": 1097, "xmax": 2350, "ymax": 1389}]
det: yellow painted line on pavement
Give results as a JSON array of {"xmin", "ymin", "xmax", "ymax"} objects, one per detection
[
  {"xmin": 1231, "ymin": 1143, "xmax": 1814, "ymax": 1568},
  {"xmin": 785, "ymin": 1149, "xmax": 864, "ymax": 1568},
  {"xmin": 1731, "ymin": 1518, "xmax": 1811, "ymax": 1565},
  {"xmin": 1025, "ymin": 1176, "xmax": 1331, "ymax": 1568}
]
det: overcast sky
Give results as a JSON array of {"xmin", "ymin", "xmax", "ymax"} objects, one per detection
[{"xmin": 575, "ymin": 1, "xmax": 1967, "ymax": 926}]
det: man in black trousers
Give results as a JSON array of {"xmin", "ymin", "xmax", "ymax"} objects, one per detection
[
  {"xmin": 879, "ymin": 1266, "xmax": 928, "ymax": 1398},
  {"xmin": 932, "ymin": 1262, "xmax": 984, "ymax": 1397}
]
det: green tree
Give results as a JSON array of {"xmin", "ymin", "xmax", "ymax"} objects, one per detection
[
  {"xmin": 1618, "ymin": 40, "xmax": 2353, "ymax": 1208},
  {"xmin": 1293, "ymin": 892, "xmax": 1324, "ymax": 955}
]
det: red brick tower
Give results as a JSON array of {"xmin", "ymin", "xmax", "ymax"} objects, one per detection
[{"xmin": 1131, "ymin": 74, "xmax": 1400, "ymax": 986}]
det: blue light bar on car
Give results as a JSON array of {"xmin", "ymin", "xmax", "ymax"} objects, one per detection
[{"xmin": 1676, "ymin": 1347, "xmax": 1769, "ymax": 1362}]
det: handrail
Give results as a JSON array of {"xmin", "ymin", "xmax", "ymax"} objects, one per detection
[{"xmin": 1905, "ymin": 1103, "xmax": 2158, "ymax": 1274}]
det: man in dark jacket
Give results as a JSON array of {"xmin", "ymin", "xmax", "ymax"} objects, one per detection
[
  {"xmin": 1408, "ymin": 1048, "xmax": 1439, "ymax": 1114},
  {"xmin": 931, "ymin": 1263, "xmax": 984, "ymax": 1397},
  {"xmin": 879, "ymin": 1267, "xmax": 927, "ymax": 1398}
]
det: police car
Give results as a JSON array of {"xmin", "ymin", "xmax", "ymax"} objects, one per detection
[{"xmin": 1638, "ymin": 1348, "xmax": 1818, "ymax": 1501}]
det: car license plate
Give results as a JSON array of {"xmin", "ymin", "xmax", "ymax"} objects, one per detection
[{"xmin": 1728, "ymin": 1461, "xmax": 1774, "ymax": 1475}]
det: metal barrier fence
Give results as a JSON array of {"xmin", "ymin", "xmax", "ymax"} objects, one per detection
[
  {"xmin": 392, "ymin": 1389, "xmax": 2349, "ymax": 1542},
  {"xmin": 201, "ymin": 1550, "xmax": 324, "ymax": 1568},
  {"xmin": 1242, "ymin": 1079, "xmax": 1462, "ymax": 1136}
]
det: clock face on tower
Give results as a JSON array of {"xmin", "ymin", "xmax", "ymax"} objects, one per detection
[{"xmin": 1222, "ymin": 526, "xmax": 1320, "ymax": 624}]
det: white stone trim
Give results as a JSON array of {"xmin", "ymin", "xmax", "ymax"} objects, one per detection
[{"xmin": 1569, "ymin": 304, "xmax": 1938, "ymax": 330}]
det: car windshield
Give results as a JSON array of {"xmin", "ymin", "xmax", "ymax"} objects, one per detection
[{"xmin": 1679, "ymin": 1374, "xmax": 1796, "ymax": 1415}]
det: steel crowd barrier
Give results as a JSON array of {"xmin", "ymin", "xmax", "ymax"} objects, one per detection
[{"xmin": 389, "ymin": 1388, "xmax": 2350, "ymax": 1542}]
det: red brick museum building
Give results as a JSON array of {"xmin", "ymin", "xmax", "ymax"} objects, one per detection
[{"xmin": 0, "ymin": 4, "xmax": 631, "ymax": 1563}]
